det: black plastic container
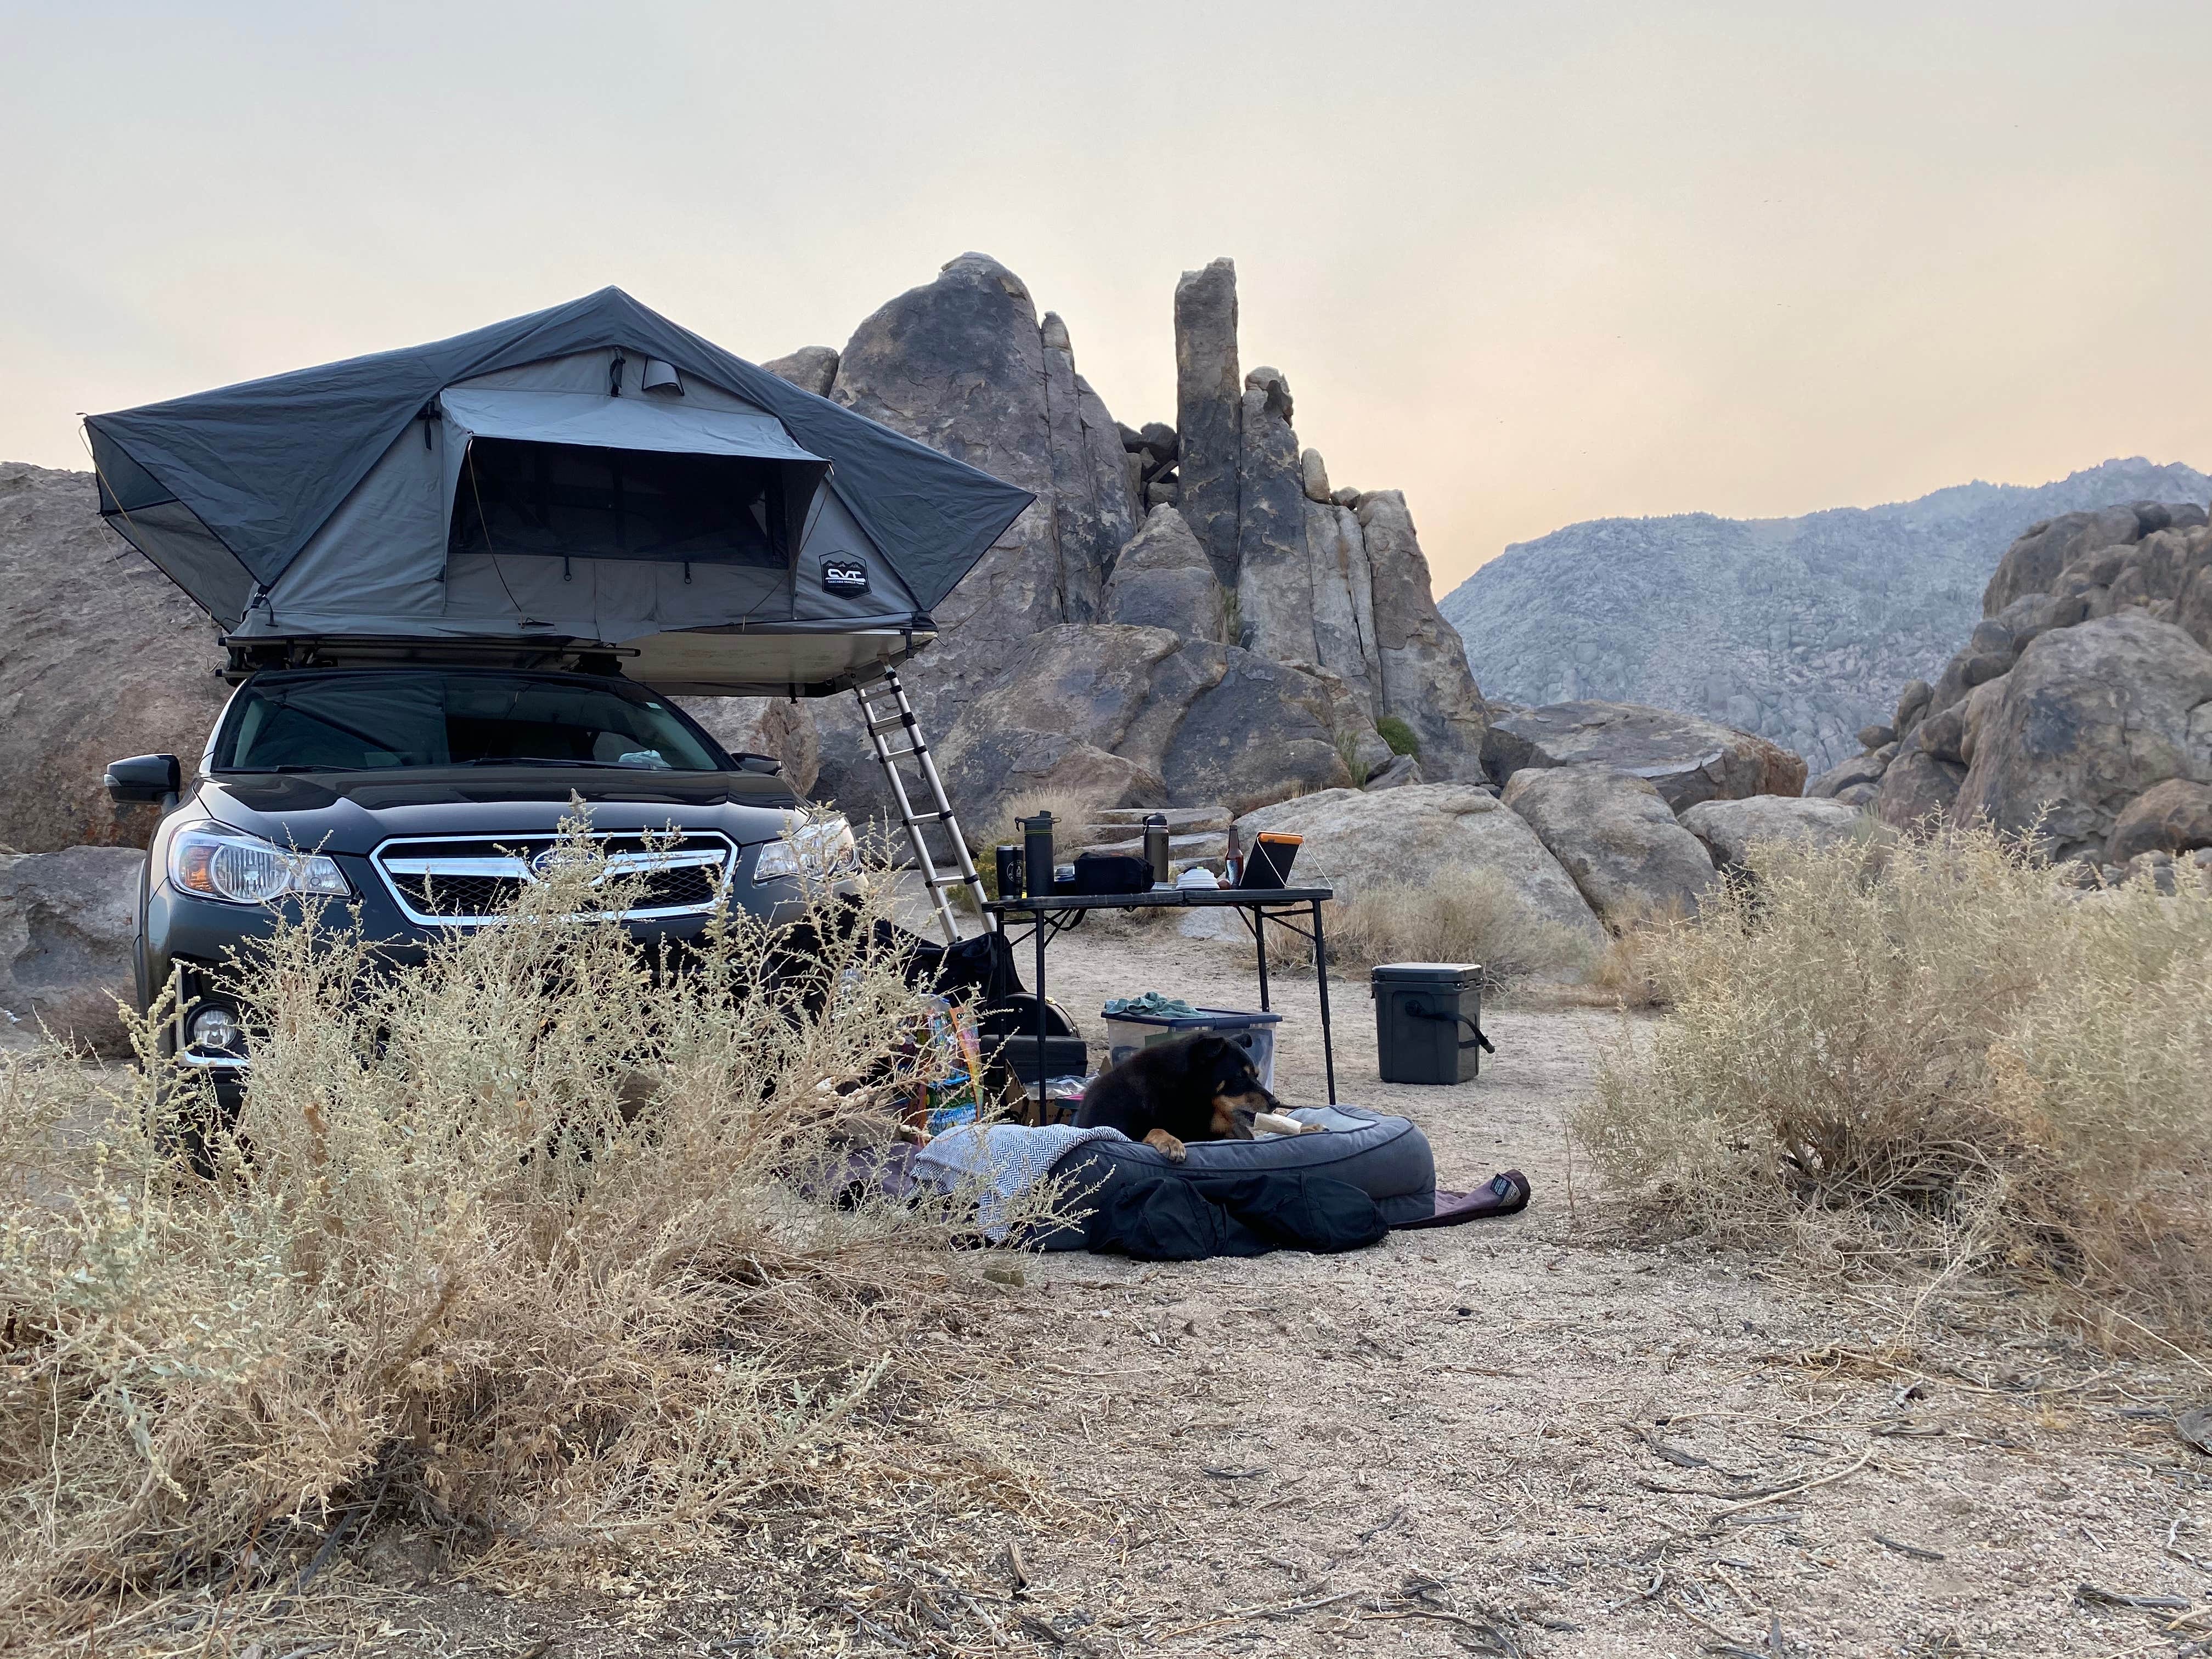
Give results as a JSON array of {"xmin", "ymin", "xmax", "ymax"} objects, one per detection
[{"xmin": 1370, "ymin": 962, "xmax": 1486, "ymax": 1084}]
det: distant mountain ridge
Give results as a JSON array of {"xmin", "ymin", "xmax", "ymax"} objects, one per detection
[{"xmin": 1438, "ymin": 458, "xmax": 2212, "ymax": 772}]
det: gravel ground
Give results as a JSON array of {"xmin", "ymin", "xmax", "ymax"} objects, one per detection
[
  {"xmin": 309, "ymin": 911, "xmax": 2212, "ymax": 1658},
  {"xmin": 952, "ymin": 921, "xmax": 2212, "ymax": 1659}
]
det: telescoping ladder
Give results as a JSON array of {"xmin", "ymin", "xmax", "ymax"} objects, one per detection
[{"xmin": 854, "ymin": 665, "xmax": 992, "ymax": 944}]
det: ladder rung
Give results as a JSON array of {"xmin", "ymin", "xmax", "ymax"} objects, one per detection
[
  {"xmin": 875, "ymin": 745, "xmax": 921, "ymax": 761},
  {"xmin": 866, "ymin": 714, "xmax": 913, "ymax": 735}
]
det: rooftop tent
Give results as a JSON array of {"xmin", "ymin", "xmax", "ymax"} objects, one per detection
[{"xmin": 82, "ymin": 289, "xmax": 1034, "ymax": 695}]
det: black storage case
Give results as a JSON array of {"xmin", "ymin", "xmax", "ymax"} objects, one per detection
[{"xmin": 1370, "ymin": 962, "xmax": 1487, "ymax": 1085}]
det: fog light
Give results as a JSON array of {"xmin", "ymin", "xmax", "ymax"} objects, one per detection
[{"xmin": 188, "ymin": 1005, "xmax": 241, "ymax": 1051}]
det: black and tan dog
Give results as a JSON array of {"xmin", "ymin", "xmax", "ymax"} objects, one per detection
[{"xmin": 1076, "ymin": 1033, "xmax": 1317, "ymax": 1161}]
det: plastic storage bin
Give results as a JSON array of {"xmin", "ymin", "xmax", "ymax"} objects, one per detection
[
  {"xmin": 1102, "ymin": 1005, "xmax": 1282, "ymax": 1090},
  {"xmin": 1370, "ymin": 963, "xmax": 1485, "ymax": 1084}
]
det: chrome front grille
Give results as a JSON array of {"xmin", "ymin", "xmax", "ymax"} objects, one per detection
[{"xmin": 372, "ymin": 832, "xmax": 736, "ymax": 926}]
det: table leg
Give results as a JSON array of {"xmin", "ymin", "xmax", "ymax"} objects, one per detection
[
  {"xmin": 1312, "ymin": 899, "xmax": 1337, "ymax": 1105},
  {"xmin": 1034, "ymin": 916, "xmax": 1049, "ymax": 1113},
  {"xmin": 1254, "ymin": 904, "xmax": 1271, "ymax": 1011}
]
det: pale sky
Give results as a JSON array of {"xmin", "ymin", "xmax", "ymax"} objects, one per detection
[{"xmin": 6, "ymin": 2, "xmax": 2209, "ymax": 589}]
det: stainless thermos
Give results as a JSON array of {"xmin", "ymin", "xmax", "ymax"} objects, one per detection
[
  {"xmin": 995, "ymin": 843, "xmax": 1024, "ymax": 899},
  {"xmin": 1143, "ymin": 812, "xmax": 1171, "ymax": 888},
  {"xmin": 1021, "ymin": 811, "xmax": 1056, "ymax": 900}
]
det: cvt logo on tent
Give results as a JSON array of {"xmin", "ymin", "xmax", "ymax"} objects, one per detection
[{"xmin": 821, "ymin": 557, "xmax": 870, "ymax": 596}]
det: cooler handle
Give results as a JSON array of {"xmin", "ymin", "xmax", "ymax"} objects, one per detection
[{"xmin": 1404, "ymin": 998, "xmax": 1494, "ymax": 1054}]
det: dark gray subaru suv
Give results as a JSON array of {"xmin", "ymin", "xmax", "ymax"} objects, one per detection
[{"xmin": 106, "ymin": 661, "xmax": 852, "ymax": 1087}]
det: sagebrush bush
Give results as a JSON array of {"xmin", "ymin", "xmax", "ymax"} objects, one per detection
[
  {"xmin": 1274, "ymin": 868, "xmax": 1598, "ymax": 989},
  {"xmin": 1572, "ymin": 826, "xmax": 2212, "ymax": 1333},
  {"xmin": 0, "ymin": 821, "xmax": 1042, "ymax": 1639}
]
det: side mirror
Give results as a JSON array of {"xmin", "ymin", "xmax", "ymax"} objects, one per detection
[{"xmin": 105, "ymin": 754, "xmax": 182, "ymax": 806}]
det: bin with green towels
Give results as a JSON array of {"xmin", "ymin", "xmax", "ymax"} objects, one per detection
[{"xmin": 1101, "ymin": 997, "xmax": 1282, "ymax": 1090}]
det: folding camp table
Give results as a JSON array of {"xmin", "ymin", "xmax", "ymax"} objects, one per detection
[{"xmin": 984, "ymin": 887, "xmax": 1340, "ymax": 1105}]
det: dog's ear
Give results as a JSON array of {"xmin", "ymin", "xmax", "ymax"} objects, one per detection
[{"xmin": 1187, "ymin": 1034, "xmax": 1229, "ymax": 1064}]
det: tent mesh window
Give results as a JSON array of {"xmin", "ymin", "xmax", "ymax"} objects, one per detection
[{"xmin": 451, "ymin": 439, "xmax": 792, "ymax": 567}]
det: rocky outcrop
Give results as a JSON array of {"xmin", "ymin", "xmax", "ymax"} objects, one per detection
[
  {"xmin": 1363, "ymin": 753, "xmax": 1423, "ymax": 791},
  {"xmin": 1443, "ymin": 460, "xmax": 2212, "ymax": 774},
  {"xmin": 1304, "ymin": 498, "xmax": 1379, "ymax": 710},
  {"xmin": 1483, "ymin": 700, "xmax": 1805, "ymax": 810},
  {"xmin": 1173, "ymin": 258, "xmax": 1243, "ymax": 587},
  {"xmin": 1357, "ymin": 492, "xmax": 1488, "ymax": 776},
  {"xmin": 1154, "ymin": 261, "xmax": 1488, "ymax": 778},
  {"xmin": 679, "ymin": 697, "xmax": 822, "ymax": 796},
  {"xmin": 1099, "ymin": 507, "xmax": 1227, "ymax": 642},
  {"xmin": 1950, "ymin": 613, "xmax": 2212, "ymax": 861},
  {"xmin": 760, "ymin": 346, "xmax": 839, "ymax": 397},
  {"xmin": 1301, "ymin": 448, "xmax": 1331, "ymax": 504},
  {"xmin": 811, "ymin": 253, "xmax": 1136, "ymax": 816},
  {"xmin": 1233, "ymin": 784, "xmax": 1606, "ymax": 951},
  {"xmin": 1499, "ymin": 765, "xmax": 1717, "ymax": 927},
  {"xmin": 1871, "ymin": 731, "xmax": 1968, "ymax": 832},
  {"xmin": 1677, "ymin": 794, "xmax": 1867, "ymax": 870},
  {"xmin": 1159, "ymin": 650, "xmax": 1367, "ymax": 815},
  {"xmin": 1234, "ymin": 373, "xmax": 1317, "ymax": 667},
  {"xmin": 1042, "ymin": 311, "xmax": 1141, "ymax": 619},
  {"xmin": 933, "ymin": 625, "xmax": 1382, "ymax": 839},
  {"xmin": 0, "ymin": 847, "xmax": 144, "ymax": 1056},
  {"xmin": 2106, "ymin": 777, "xmax": 2212, "ymax": 866},
  {"xmin": 1809, "ymin": 504, "xmax": 2212, "ymax": 867},
  {"xmin": 0, "ymin": 463, "xmax": 231, "ymax": 854}
]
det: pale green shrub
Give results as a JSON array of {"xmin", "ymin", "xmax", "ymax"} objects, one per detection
[
  {"xmin": 1573, "ymin": 826, "xmax": 2212, "ymax": 1332},
  {"xmin": 0, "ymin": 822, "xmax": 1045, "ymax": 1637},
  {"xmin": 1274, "ymin": 868, "xmax": 1599, "ymax": 989}
]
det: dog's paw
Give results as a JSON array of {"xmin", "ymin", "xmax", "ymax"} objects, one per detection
[
  {"xmin": 1296, "ymin": 1119, "xmax": 1325, "ymax": 1135},
  {"xmin": 1144, "ymin": 1127, "xmax": 1188, "ymax": 1162}
]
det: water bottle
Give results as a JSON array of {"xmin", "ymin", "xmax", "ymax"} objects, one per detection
[
  {"xmin": 1143, "ymin": 813, "xmax": 1172, "ymax": 889},
  {"xmin": 1021, "ymin": 811, "xmax": 1056, "ymax": 900}
]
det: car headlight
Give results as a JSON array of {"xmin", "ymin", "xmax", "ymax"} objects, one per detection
[
  {"xmin": 753, "ymin": 815, "xmax": 857, "ymax": 885},
  {"xmin": 168, "ymin": 824, "xmax": 352, "ymax": 906}
]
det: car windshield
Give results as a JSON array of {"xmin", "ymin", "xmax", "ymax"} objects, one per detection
[{"xmin": 214, "ymin": 670, "xmax": 729, "ymax": 774}]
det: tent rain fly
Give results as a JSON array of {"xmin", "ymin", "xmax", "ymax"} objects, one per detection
[{"xmin": 82, "ymin": 289, "xmax": 1034, "ymax": 696}]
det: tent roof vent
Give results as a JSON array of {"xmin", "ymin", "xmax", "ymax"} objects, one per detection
[{"xmin": 641, "ymin": 358, "xmax": 684, "ymax": 397}]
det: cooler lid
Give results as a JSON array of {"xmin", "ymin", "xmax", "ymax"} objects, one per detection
[{"xmin": 1370, "ymin": 962, "xmax": 1482, "ymax": 984}]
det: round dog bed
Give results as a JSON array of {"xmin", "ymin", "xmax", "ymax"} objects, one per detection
[{"xmin": 1023, "ymin": 1106, "xmax": 1435, "ymax": 1250}]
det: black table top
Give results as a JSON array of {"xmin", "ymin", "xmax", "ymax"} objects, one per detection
[{"xmin": 986, "ymin": 886, "xmax": 1333, "ymax": 914}]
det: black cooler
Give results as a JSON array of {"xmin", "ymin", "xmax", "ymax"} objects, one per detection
[{"xmin": 1370, "ymin": 962, "xmax": 1488, "ymax": 1085}]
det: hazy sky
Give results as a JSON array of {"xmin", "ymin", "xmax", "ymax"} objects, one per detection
[{"xmin": 6, "ymin": 2, "xmax": 2209, "ymax": 588}]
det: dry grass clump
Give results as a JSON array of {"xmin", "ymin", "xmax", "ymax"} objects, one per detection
[
  {"xmin": 0, "ymin": 822, "xmax": 1048, "ymax": 1645},
  {"xmin": 1284, "ymin": 868, "xmax": 1599, "ymax": 990},
  {"xmin": 1573, "ymin": 825, "xmax": 2212, "ymax": 1335}
]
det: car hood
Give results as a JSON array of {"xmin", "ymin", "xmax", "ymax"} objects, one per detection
[{"xmin": 191, "ymin": 768, "xmax": 802, "ymax": 855}]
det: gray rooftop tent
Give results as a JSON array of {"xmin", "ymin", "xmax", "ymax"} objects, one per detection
[
  {"xmin": 85, "ymin": 287, "xmax": 1034, "ymax": 940},
  {"xmin": 83, "ymin": 286, "xmax": 1034, "ymax": 697}
]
